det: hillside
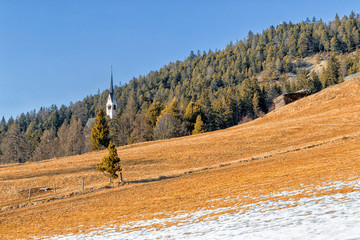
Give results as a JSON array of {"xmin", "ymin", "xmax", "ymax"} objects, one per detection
[
  {"xmin": 2, "ymin": 12, "xmax": 360, "ymax": 165},
  {"xmin": 1, "ymin": 78, "xmax": 360, "ymax": 239}
]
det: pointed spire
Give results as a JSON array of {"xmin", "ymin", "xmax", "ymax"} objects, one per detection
[{"xmin": 110, "ymin": 66, "xmax": 114, "ymax": 94}]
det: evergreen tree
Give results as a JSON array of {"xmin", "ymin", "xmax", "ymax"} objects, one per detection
[
  {"xmin": 184, "ymin": 101, "xmax": 202, "ymax": 132},
  {"xmin": 298, "ymin": 31, "xmax": 311, "ymax": 57},
  {"xmin": 252, "ymin": 92, "xmax": 261, "ymax": 118},
  {"xmin": 145, "ymin": 101, "xmax": 164, "ymax": 129},
  {"xmin": 322, "ymin": 55, "xmax": 340, "ymax": 87},
  {"xmin": 296, "ymin": 69, "xmax": 309, "ymax": 90},
  {"xmin": 90, "ymin": 109, "xmax": 109, "ymax": 150},
  {"xmin": 212, "ymin": 97, "xmax": 226, "ymax": 129},
  {"xmin": 224, "ymin": 86, "xmax": 239, "ymax": 126},
  {"xmin": 309, "ymin": 71, "xmax": 323, "ymax": 93},
  {"xmin": 25, "ymin": 121, "xmax": 42, "ymax": 155},
  {"xmin": 192, "ymin": 115, "xmax": 206, "ymax": 134},
  {"xmin": 198, "ymin": 89, "xmax": 215, "ymax": 131},
  {"xmin": 160, "ymin": 97, "xmax": 181, "ymax": 120},
  {"xmin": 97, "ymin": 141, "xmax": 123, "ymax": 183},
  {"xmin": 43, "ymin": 108, "xmax": 60, "ymax": 131},
  {"xmin": 0, "ymin": 117, "xmax": 7, "ymax": 143},
  {"xmin": 330, "ymin": 36, "xmax": 341, "ymax": 52}
]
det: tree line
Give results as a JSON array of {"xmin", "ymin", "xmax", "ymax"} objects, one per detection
[{"xmin": 1, "ymin": 12, "xmax": 360, "ymax": 164}]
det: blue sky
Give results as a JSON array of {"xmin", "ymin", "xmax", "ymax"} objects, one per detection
[{"xmin": 0, "ymin": 0, "xmax": 359, "ymax": 120}]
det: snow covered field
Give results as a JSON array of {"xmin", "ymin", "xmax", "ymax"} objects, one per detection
[{"xmin": 50, "ymin": 179, "xmax": 360, "ymax": 240}]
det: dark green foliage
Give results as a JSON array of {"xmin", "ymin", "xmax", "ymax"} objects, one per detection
[
  {"xmin": 252, "ymin": 92, "xmax": 261, "ymax": 117},
  {"xmin": 296, "ymin": 69, "xmax": 310, "ymax": 90},
  {"xmin": 309, "ymin": 71, "xmax": 323, "ymax": 93},
  {"xmin": 0, "ymin": 117, "xmax": 7, "ymax": 144},
  {"xmin": 322, "ymin": 55, "xmax": 341, "ymax": 87},
  {"xmin": 43, "ymin": 108, "xmax": 60, "ymax": 131},
  {"xmin": 90, "ymin": 109, "xmax": 109, "ymax": 150},
  {"xmin": 97, "ymin": 141, "xmax": 122, "ymax": 181}
]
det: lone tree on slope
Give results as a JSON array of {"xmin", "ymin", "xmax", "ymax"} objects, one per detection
[
  {"xmin": 91, "ymin": 109, "xmax": 110, "ymax": 150},
  {"xmin": 96, "ymin": 141, "xmax": 123, "ymax": 184}
]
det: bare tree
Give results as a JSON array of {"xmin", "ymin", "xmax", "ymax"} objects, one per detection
[{"xmin": 0, "ymin": 124, "xmax": 29, "ymax": 163}]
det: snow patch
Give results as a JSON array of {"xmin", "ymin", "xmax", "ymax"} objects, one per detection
[{"xmin": 50, "ymin": 179, "xmax": 360, "ymax": 240}]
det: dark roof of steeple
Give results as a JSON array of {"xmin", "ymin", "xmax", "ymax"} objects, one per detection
[
  {"xmin": 109, "ymin": 66, "xmax": 114, "ymax": 95},
  {"xmin": 108, "ymin": 66, "xmax": 116, "ymax": 102}
]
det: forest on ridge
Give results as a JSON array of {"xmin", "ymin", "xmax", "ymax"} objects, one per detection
[{"xmin": 1, "ymin": 12, "xmax": 360, "ymax": 164}]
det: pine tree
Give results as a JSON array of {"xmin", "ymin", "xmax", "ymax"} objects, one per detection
[
  {"xmin": 91, "ymin": 109, "xmax": 109, "ymax": 150},
  {"xmin": 323, "ymin": 55, "xmax": 340, "ymax": 87},
  {"xmin": 192, "ymin": 115, "xmax": 206, "ymax": 134},
  {"xmin": 309, "ymin": 71, "xmax": 323, "ymax": 93},
  {"xmin": 252, "ymin": 92, "xmax": 261, "ymax": 118},
  {"xmin": 24, "ymin": 121, "xmax": 42, "ymax": 155},
  {"xmin": 184, "ymin": 101, "xmax": 202, "ymax": 132},
  {"xmin": 296, "ymin": 69, "xmax": 309, "ymax": 90},
  {"xmin": 330, "ymin": 36, "xmax": 341, "ymax": 53},
  {"xmin": 43, "ymin": 109, "xmax": 60, "ymax": 131},
  {"xmin": 298, "ymin": 31, "xmax": 311, "ymax": 57},
  {"xmin": 212, "ymin": 97, "xmax": 226, "ymax": 129},
  {"xmin": 0, "ymin": 117, "xmax": 6, "ymax": 143},
  {"xmin": 97, "ymin": 141, "xmax": 123, "ymax": 183},
  {"xmin": 160, "ymin": 97, "xmax": 181, "ymax": 120},
  {"xmin": 145, "ymin": 101, "xmax": 164, "ymax": 129}
]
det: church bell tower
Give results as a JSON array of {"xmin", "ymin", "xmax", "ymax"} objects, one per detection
[{"xmin": 106, "ymin": 67, "xmax": 117, "ymax": 119}]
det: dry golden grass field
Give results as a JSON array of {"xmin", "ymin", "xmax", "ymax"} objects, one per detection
[{"xmin": 1, "ymin": 78, "xmax": 360, "ymax": 239}]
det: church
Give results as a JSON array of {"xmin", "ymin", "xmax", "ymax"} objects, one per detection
[{"xmin": 106, "ymin": 68, "xmax": 117, "ymax": 119}]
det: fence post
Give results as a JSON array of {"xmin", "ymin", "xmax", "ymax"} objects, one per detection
[
  {"xmin": 29, "ymin": 189, "xmax": 31, "ymax": 202},
  {"xmin": 54, "ymin": 183, "xmax": 56, "ymax": 195},
  {"xmin": 82, "ymin": 178, "xmax": 84, "ymax": 192}
]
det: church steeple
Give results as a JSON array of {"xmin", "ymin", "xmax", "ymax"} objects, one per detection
[
  {"xmin": 106, "ymin": 67, "xmax": 117, "ymax": 119},
  {"xmin": 109, "ymin": 66, "xmax": 114, "ymax": 96}
]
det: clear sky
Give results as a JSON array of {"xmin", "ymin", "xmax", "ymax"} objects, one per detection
[{"xmin": 0, "ymin": 0, "xmax": 359, "ymax": 120}]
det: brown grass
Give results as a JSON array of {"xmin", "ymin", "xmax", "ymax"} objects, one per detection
[{"xmin": 1, "ymin": 78, "xmax": 360, "ymax": 239}]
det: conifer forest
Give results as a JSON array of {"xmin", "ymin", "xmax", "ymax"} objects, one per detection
[{"xmin": 1, "ymin": 12, "xmax": 360, "ymax": 163}]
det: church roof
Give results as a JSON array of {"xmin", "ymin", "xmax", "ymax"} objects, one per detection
[
  {"xmin": 110, "ymin": 67, "xmax": 114, "ymax": 94},
  {"xmin": 109, "ymin": 67, "xmax": 115, "ymax": 101}
]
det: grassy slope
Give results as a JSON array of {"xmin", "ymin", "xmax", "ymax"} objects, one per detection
[{"xmin": 1, "ymin": 78, "xmax": 360, "ymax": 239}]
